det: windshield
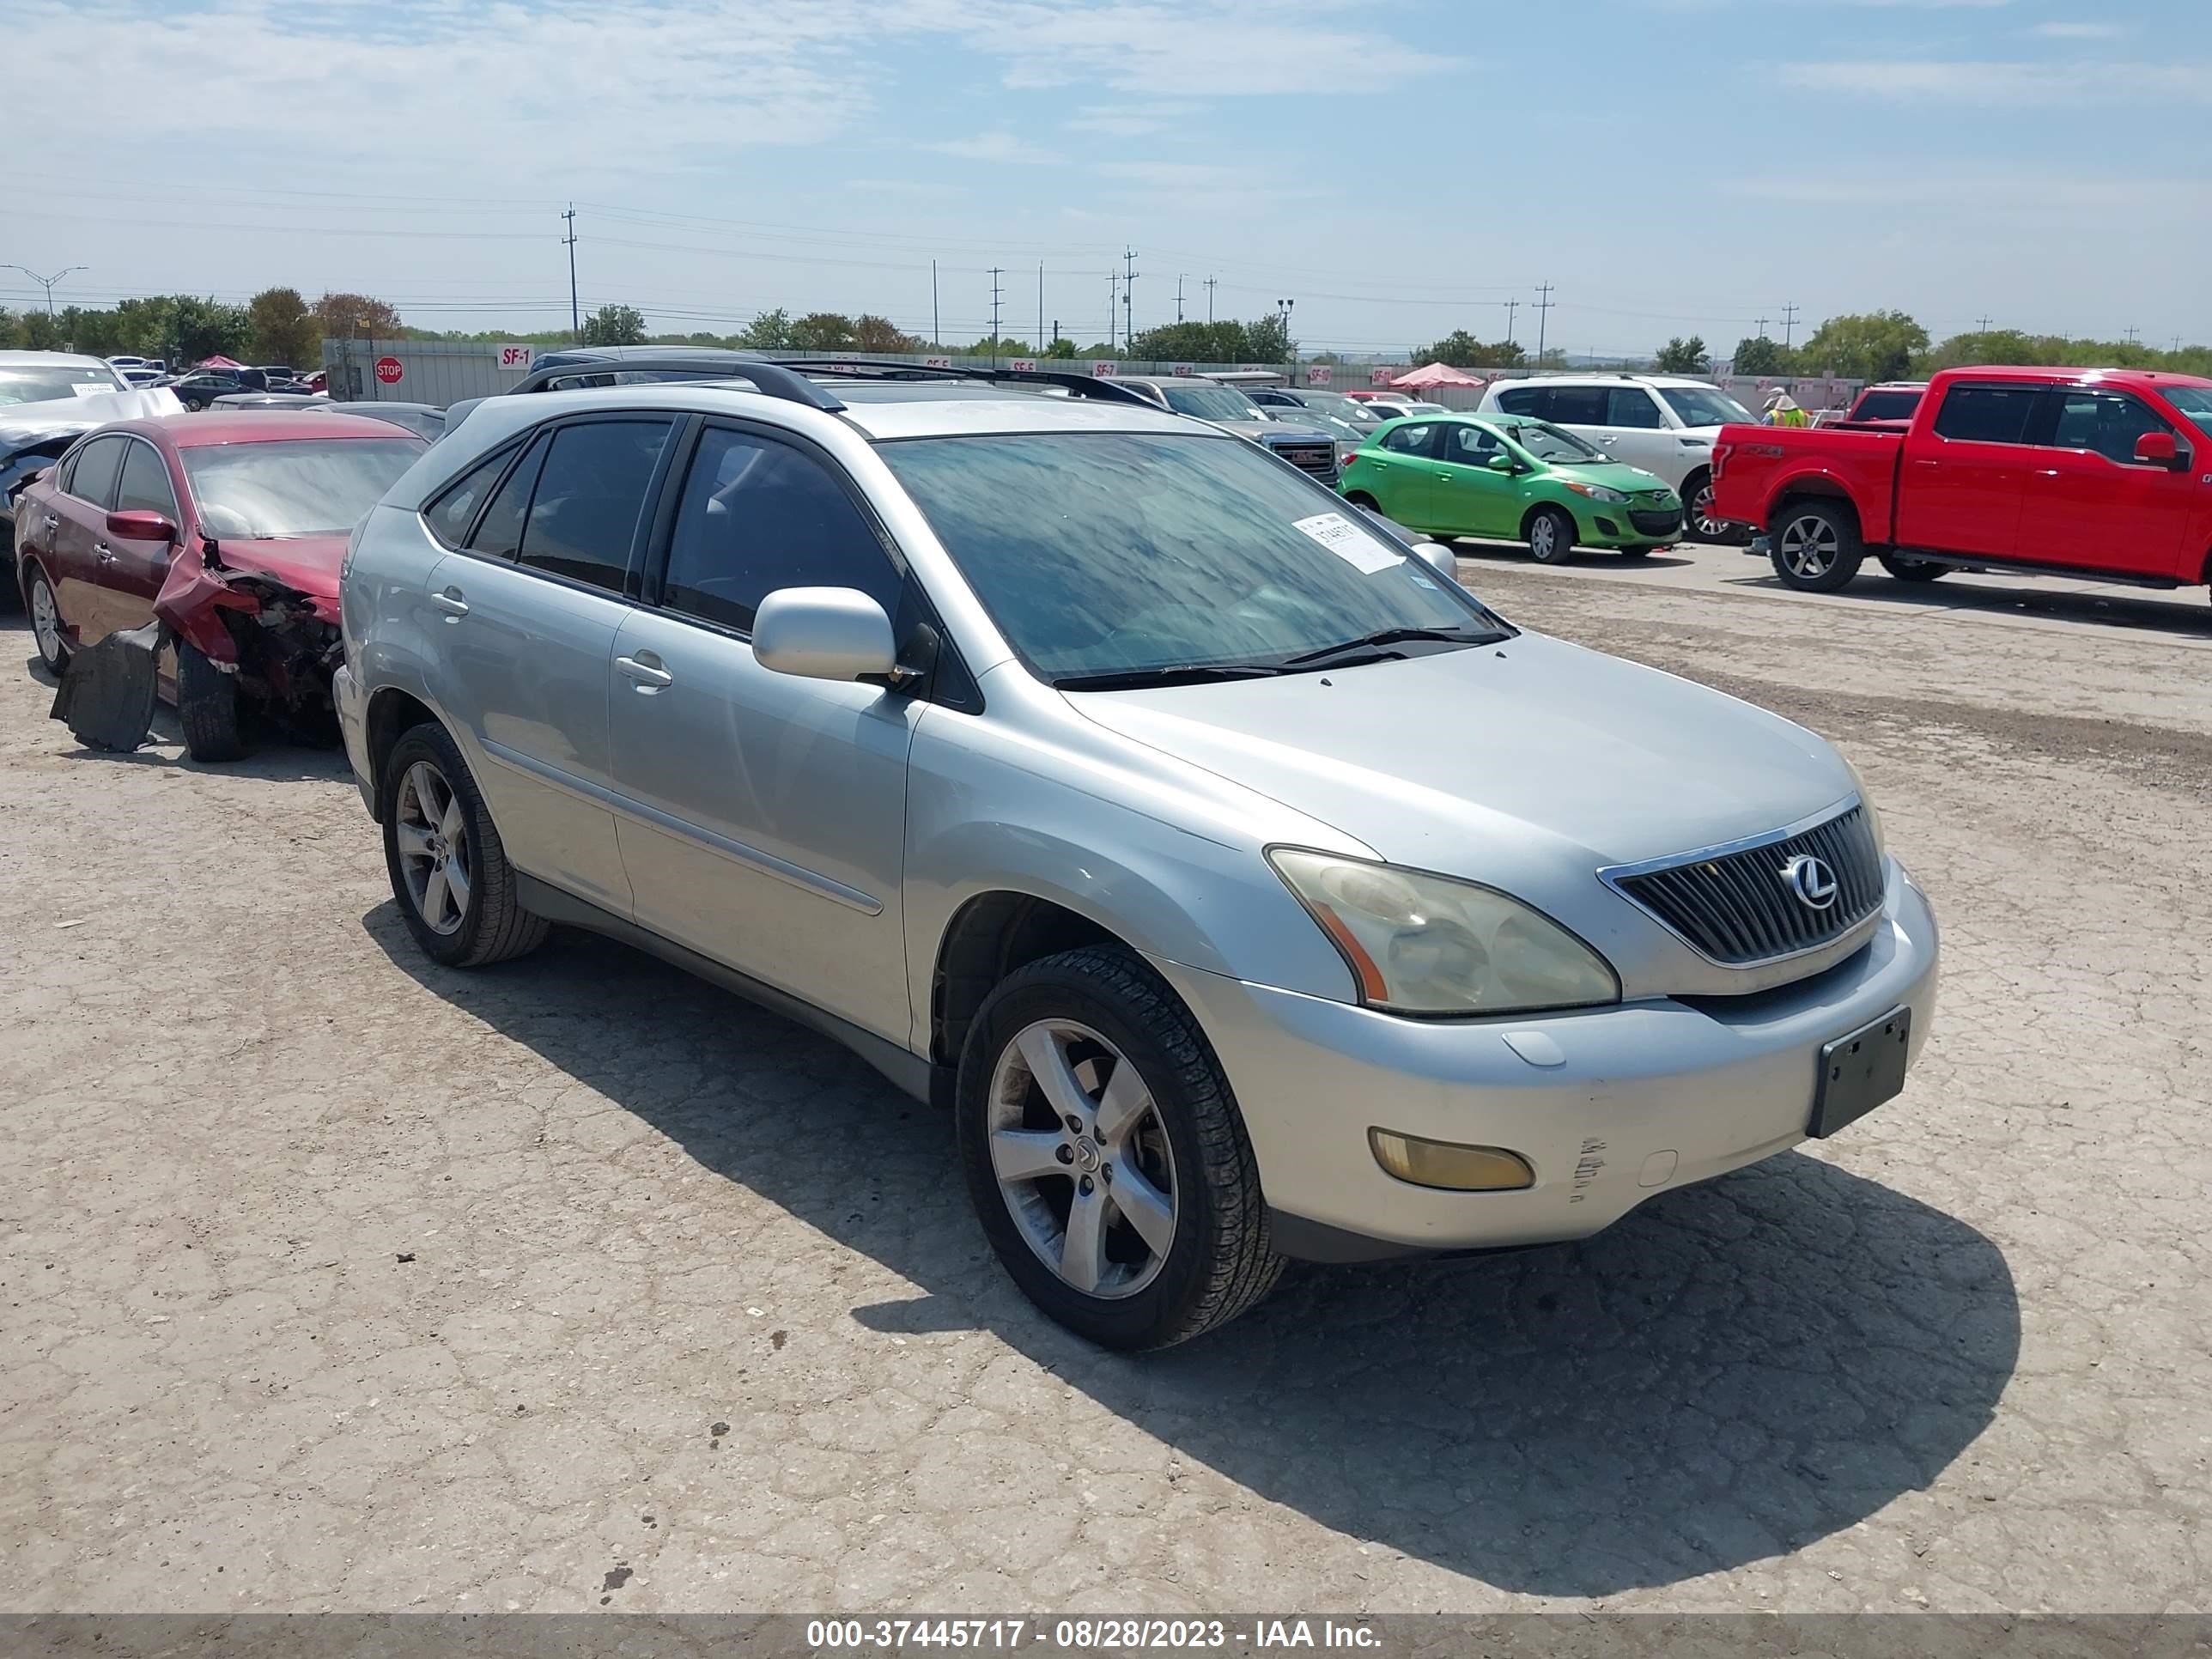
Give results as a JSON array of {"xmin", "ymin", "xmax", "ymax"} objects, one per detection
[
  {"xmin": 1160, "ymin": 383, "xmax": 1265, "ymax": 422},
  {"xmin": 1302, "ymin": 392, "xmax": 1385, "ymax": 427},
  {"xmin": 1510, "ymin": 421, "xmax": 1604, "ymax": 464},
  {"xmin": 2157, "ymin": 386, "xmax": 2212, "ymax": 437},
  {"xmin": 1659, "ymin": 386, "xmax": 1754, "ymax": 428},
  {"xmin": 181, "ymin": 439, "xmax": 422, "ymax": 538},
  {"xmin": 878, "ymin": 432, "xmax": 1502, "ymax": 683},
  {"xmin": 0, "ymin": 363, "xmax": 127, "ymax": 406}
]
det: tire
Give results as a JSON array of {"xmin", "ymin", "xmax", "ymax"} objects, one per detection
[
  {"xmin": 1878, "ymin": 552, "xmax": 1949, "ymax": 583},
  {"xmin": 1768, "ymin": 500, "xmax": 1865, "ymax": 592},
  {"xmin": 1683, "ymin": 471, "xmax": 1748, "ymax": 545},
  {"xmin": 25, "ymin": 562, "xmax": 70, "ymax": 674},
  {"xmin": 177, "ymin": 639, "xmax": 246, "ymax": 761},
  {"xmin": 380, "ymin": 723, "xmax": 550, "ymax": 969},
  {"xmin": 1344, "ymin": 491, "xmax": 1380, "ymax": 512},
  {"xmin": 955, "ymin": 945, "xmax": 1283, "ymax": 1351},
  {"xmin": 1525, "ymin": 505, "xmax": 1576, "ymax": 565}
]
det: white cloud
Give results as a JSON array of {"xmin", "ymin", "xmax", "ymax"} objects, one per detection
[
  {"xmin": 2030, "ymin": 20, "xmax": 2128, "ymax": 37},
  {"xmin": 1778, "ymin": 58, "xmax": 2212, "ymax": 103},
  {"xmin": 927, "ymin": 131, "xmax": 1063, "ymax": 164},
  {"xmin": 1064, "ymin": 101, "xmax": 1192, "ymax": 137}
]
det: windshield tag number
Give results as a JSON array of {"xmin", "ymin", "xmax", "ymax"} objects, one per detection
[{"xmin": 1294, "ymin": 512, "xmax": 1401, "ymax": 575}]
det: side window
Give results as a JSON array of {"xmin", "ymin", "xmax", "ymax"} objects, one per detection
[
  {"xmin": 113, "ymin": 441, "xmax": 180, "ymax": 520},
  {"xmin": 514, "ymin": 419, "xmax": 672, "ymax": 592},
  {"xmin": 1494, "ymin": 386, "xmax": 1547, "ymax": 416},
  {"xmin": 1546, "ymin": 386, "xmax": 1610, "ymax": 424},
  {"xmin": 1445, "ymin": 423, "xmax": 1502, "ymax": 463},
  {"xmin": 1932, "ymin": 385, "xmax": 2044, "ymax": 445},
  {"xmin": 2048, "ymin": 392, "xmax": 2172, "ymax": 465},
  {"xmin": 660, "ymin": 427, "xmax": 902, "ymax": 632},
  {"xmin": 470, "ymin": 434, "xmax": 550, "ymax": 560},
  {"xmin": 1606, "ymin": 387, "xmax": 1665, "ymax": 428},
  {"xmin": 425, "ymin": 441, "xmax": 520, "ymax": 548},
  {"xmin": 1379, "ymin": 422, "xmax": 1437, "ymax": 457},
  {"xmin": 67, "ymin": 437, "xmax": 127, "ymax": 508}
]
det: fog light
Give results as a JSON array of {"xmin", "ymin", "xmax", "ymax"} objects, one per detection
[{"xmin": 1368, "ymin": 1128, "xmax": 1534, "ymax": 1192}]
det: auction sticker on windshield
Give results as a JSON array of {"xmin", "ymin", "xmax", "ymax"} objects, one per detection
[{"xmin": 1294, "ymin": 511, "xmax": 1401, "ymax": 574}]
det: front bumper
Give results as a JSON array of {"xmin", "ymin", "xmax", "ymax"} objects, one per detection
[
  {"xmin": 1576, "ymin": 500, "xmax": 1681, "ymax": 547},
  {"xmin": 1154, "ymin": 861, "xmax": 1938, "ymax": 1260},
  {"xmin": 333, "ymin": 663, "xmax": 376, "ymax": 817}
]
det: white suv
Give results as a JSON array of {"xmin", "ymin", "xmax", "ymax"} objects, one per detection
[{"xmin": 1479, "ymin": 375, "xmax": 1756, "ymax": 543}]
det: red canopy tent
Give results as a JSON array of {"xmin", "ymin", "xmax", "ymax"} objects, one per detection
[
  {"xmin": 198, "ymin": 355, "xmax": 244, "ymax": 370},
  {"xmin": 1392, "ymin": 362, "xmax": 1486, "ymax": 389}
]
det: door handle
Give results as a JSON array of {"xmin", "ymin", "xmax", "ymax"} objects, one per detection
[
  {"xmin": 616, "ymin": 653, "xmax": 674, "ymax": 690},
  {"xmin": 94, "ymin": 543, "xmax": 117, "ymax": 563},
  {"xmin": 429, "ymin": 586, "xmax": 469, "ymax": 618}
]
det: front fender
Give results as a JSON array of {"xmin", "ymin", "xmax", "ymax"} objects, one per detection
[{"xmin": 152, "ymin": 541, "xmax": 258, "ymax": 664}]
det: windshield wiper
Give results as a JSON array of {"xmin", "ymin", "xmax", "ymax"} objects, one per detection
[
  {"xmin": 1052, "ymin": 662, "xmax": 1284, "ymax": 691},
  {"xmin": 1279, "ymin": 626, "xmax": 1498, "ymax": 669}
]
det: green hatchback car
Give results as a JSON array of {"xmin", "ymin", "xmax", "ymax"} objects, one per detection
[{"xmin": 1340, "ymin": 413, "xmax": 1683, "ymax": 563}]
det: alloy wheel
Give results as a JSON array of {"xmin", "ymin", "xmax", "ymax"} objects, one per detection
[
  {"xmin": 987, "ymin": 1019, "xmax": 1179, "ymax": 1300},
  {"xmin": 29, "ymin": 574, "xmax": 63, "ymax": 666},
  {"xmin": 1529, "ymin": 516, "xmax": 1559, "ymax": 560},
  {"xmin": 394, "ymin": 760, "xmax": 471, "ymax": 936},
  {"xmin": 1778, "ymin": 514, "xmax": 1840, "ymax": 580}
]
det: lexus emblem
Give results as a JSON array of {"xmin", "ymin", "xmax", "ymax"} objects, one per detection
[{"xmin": 1781, "ymin": 854, "xmax": 1838, "ymax": 911}]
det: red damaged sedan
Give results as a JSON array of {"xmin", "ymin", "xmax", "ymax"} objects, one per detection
[{"xmin": 15, "ymin": 412, "xmax": 423, "ymax": 758}]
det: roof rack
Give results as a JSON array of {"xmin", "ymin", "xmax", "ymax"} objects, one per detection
[
  {"xmin": 752, "ymin": 357, "xmax": 1155, "ymax": 409},
  {"xmin": 510, "ymin": 354, "xmax": 845, "ymax": 411}
]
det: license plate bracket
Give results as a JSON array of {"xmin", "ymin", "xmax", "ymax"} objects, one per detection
[{"xmin": 1809, "ymin": 1006, "xmax": 1911, "ymax": 1139}]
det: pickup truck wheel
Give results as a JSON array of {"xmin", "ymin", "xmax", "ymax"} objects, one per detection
[
  {"xmin": 381, "ymin": 724, "xmax": 550, "ymax": 969},
  {"xmin": 1878, "ymin": 552, "xmax": 1949, "ymax": 583},
  {"xmin": 26, "ymin": 564, "xmax": 70, "ymax": 674},
  {"xmin": 1770, "ymin": 502, "xmax": 1864, "ymax": 592},
  {"xmin": 957, "ymin": 945, "xmax": 1283, "ymax": 1351},
  {"xmin": 177, "ymin": 640, "xmax": 247, "ymax": 762},
  {"xmin": 1526, "ymin": 506, "xmax": 1577, "ymax": 565}
]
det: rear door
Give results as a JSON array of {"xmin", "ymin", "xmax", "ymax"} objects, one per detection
[
  {"xmin": 1539, "ymin": 384, "xmax": 1614, "ymax": 465},
  {"xmin": 47, "ymin": 435, "xmax": 127, "ymax": 643},
  {"xmin": 2019, "ymin": 387, "xmax": 2197, "ymax": 577},
  {"xmin": 1894, "ymin": 381, "xmax": 2047, "ymax": 557}
]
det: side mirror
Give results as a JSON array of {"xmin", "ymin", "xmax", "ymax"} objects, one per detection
[
  {"xmin": 106, "ymin": 509, "xmax": 177, "ymax": 544},
  {"xmin": 2134, "ymin": 431, "xmax": 2180, "ymax": 468},
  {"xmin": 1486, "ymin": 453, "xmax": 1515, "ymax": 472},
  {"xmin": 752, "ymin": 586, "xmax": 897, "ymax": 684},
  {"xmin": 1410, "ymin": 542, "xmax": 1460, "ymax": 585}
]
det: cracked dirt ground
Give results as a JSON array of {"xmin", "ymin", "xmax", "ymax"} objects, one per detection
[{"xmin": 2, "ymin": 554, "xmax": 2207, "ymax": 1615}]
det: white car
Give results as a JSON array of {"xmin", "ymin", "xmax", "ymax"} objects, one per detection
[{"xmin": 1480, "ymin": 374, "xmax": 1757, "ymax": 544}]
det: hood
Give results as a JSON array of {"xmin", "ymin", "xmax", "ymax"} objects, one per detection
[
  {"xmin": 210, "ymin": 533, "xmax": 349, "ymax": 617},
  {"xmin": 0, "ymin": 387, "xmax": 183, "ymax": 450},
  {"xmin": 1551, "ymin": 460, "xmax": 1676, "ymax": 496},
  {"xmin": 1213, "ymin": 419, "xmax": 1328, "ymax": 444},
  {"xmin": 1065, "ymin": 632, "xmax": 1850, "ymax": 873}
]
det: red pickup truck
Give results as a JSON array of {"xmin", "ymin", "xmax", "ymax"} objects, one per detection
[{"xmin": 1711, "ymin": 367, "xmax": 2212, "ymax": 600}]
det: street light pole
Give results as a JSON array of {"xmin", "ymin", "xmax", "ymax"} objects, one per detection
[{"xmin": 3, "ymin": 264, "xmax": 88, "ymax": 318}]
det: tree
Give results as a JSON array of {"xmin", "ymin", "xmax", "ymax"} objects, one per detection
[
  {"xmin": 969, "ymin": 335, "xmax": 1036, "ymax": 359},
  {"xmin": 735, "ymin": 308, "xmax": 794, "ymax": 349},
  {"xmin": 1042, "ymin": 337, "xmax": 1079, "ymax": 359},
  {"xmin": 1730, "ymin": 335, "xmax": 1792, "ymax": 376},
  {"xmin": 313, "ymin": 292, "xmax": 403, "ymax": 343},
  {"xmin": 1794, "ymin": 311, "xmax": 1928, "ymax": 383},
  {"xmin": 852, "ymin": 314, "xmax": 920, "ymax": 353},
  {"xmin": 581, "ymin": 303, "xmax": 647, "ymax": 346},
  {"xmin": 1411, "ymin": 329, "xmax": 1485, "ymax": 368},
  {"xmin": 1127, "ymin": 319, "xmax": 1250, "ymax": 362},
  {"xmin": 1652, "ymin": 336, "xmax": 1711, "ymax": 374},
  {"xmin": 167, "ymin": 295, "xmax": 253, "ymax": 363},
  {"xmin": 789, "ymin": 312, "xmax": 857, "ymax": 350},
  {"xmin": 1245, "ymin": 313, "xmax": 1295, "ymax": 363},
  {"xmin": 247, "ymin": 288, "xmax": 319, "ymax": 367}
]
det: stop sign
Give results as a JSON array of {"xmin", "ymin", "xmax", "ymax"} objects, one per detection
[{"xmin": 374, "ymin": 356, "xmax": 404, "ymax": 386}]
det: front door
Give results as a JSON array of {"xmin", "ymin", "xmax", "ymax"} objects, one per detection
[
  {"xmin": 1431, "ymin": 421, "xmax": 1522, "ymax": 538},
  {"xmin": 2020, "ymin": 388, "xmax": 2198, "ymax": 578},
  {"xmin": 1588, "ymin": 386, "xmax": 1682, "ymax": 486},
  {"xmin": 1360, "ymin": 419, "xmax": 1443, "ymax": 530},
  {"xmin": 1894, "ymin": 381, "xmax": 2045, "ymax": 557},
  {"xmin": 607, "ymin": 421, "xmax": 919, "ymax": 1043},
  {"xmin": 101, "ymin": 436, "xmax": 182, "ymax": 632}
]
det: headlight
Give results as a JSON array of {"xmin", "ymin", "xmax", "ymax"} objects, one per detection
[
  {"xmin": 1562, "ymin": 482, "xmax": 1628, "ymax": 504},
  {"xmin": 1841, "ymin": 757, "xmax": 1886, "ymax": 854},
  {"xmin": 1269, "ymin": 850, "xmax": 1620, "ymax": 1016}
]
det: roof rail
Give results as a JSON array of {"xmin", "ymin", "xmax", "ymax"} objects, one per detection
[
  {"xmin": 509, "ymin": 355, "xmax": 844, "ymax": 411},
  {"xmin": 753, "ymin": 356, "xmax": 1155, "ymax": 409}
]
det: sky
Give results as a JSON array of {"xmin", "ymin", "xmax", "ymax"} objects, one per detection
[{"xmin": 3, "ymin": 0, "xmax": 2203, "ymax": 356}]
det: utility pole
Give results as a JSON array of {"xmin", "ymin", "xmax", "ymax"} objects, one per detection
[
  {"xmin": 1106, "ymin": 270, "xmax": 1118, "ymax": 349},
  {"xmin": 2124, "ymin": 325, "xmax": 2141, "ymax": 345},
  {"xmin": 1122, "ymin": 247, "xmax": 1138, "ymax": 353},
  {"xmin": 1976, "ymin": 313, "xmax": 1994, "ymax": 332},
  {"xmin": 1533, "ymin": 282, "xmax": 1554, "ymax": 362},
  {"xmin": 1038, "ymin": 263, "xmax": 1045, "ymax": 352},
  {"xmin": 932, "ymin": 258, "xmax": 940, "ymax": 349},
  {"xmin": 1781, "ymin": 302, "xmax": 1801, "ymax": 349},
  {"xmin": 1205, "ymin": 276, "xmax": 1218, "ymax": 324},
  {"xmin": 1176, "ymin": 274, "xmax": 1186, "ymax": 324},
  {"xmin": 562, "ymin": 207, "xmax": 580, "ymax": 342},
  {"xmin": 1502, "ymin": 297, "xmax": 1519, "ymax": 344},
  {"xmin": 1, "ymin": 263, "xmax": 87, "ymax": 318},
  {"xmin": 988, "ymin": 267, "xmax": 1005, "ymax": 363},
  {"xmin": 1754, "ymin": 315, "xmax": 1770, "ymax": 340}
]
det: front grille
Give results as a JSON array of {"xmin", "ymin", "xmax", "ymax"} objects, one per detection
[
  {"xmin": 1270, "ymin": 441, "xmax": 1337, "ymax": 479},
  {"xmin": 1606, "ymin": 805, "xmax": 1883, "ymax": 966},
  {"xmin": 1629, "ymin": 507, "xmax": 1682, "ymax": 536}
]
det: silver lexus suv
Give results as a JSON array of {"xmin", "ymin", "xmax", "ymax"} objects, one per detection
[{"xmin": 337, "ymin": 365, "xmax": 1939, "ymax": 1350}]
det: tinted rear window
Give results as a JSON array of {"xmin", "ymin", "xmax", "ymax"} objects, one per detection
[{"xmin": 1931, "ymin": 385, "xmax": 2044, "ymax": 445}]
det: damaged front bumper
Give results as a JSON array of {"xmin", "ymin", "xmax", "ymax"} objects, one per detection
[{"xmin": 154, "ymin": 538, "xmax": 344, "ymax": 726}]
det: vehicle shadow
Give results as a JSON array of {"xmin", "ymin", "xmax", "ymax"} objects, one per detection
[
  {"xmin": 1723, "ymin": 572, "xmax": 2212, "ymax": 639},
  {"xmin": 1446, "ymin": 539, "xmax": 1700, "ymax": 572},
  {"xmin": 364, "ymin": 910, "xmax": 2019, "ymax": 1598}
]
